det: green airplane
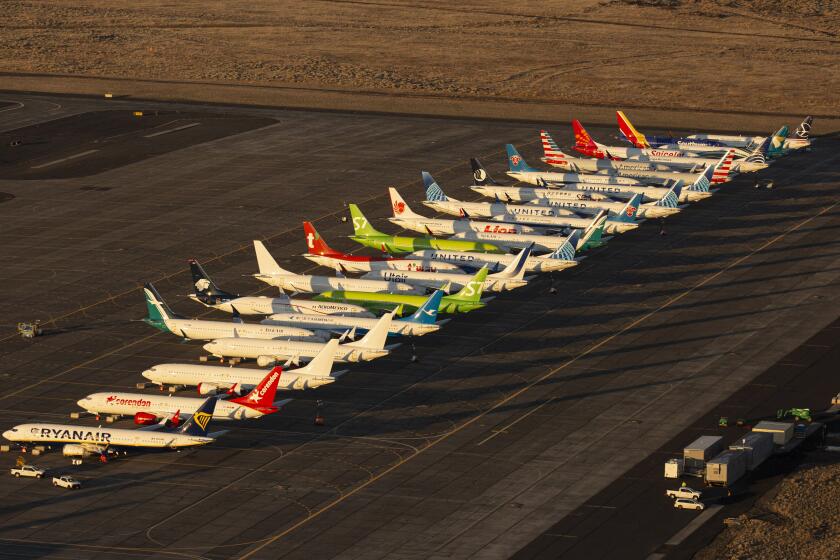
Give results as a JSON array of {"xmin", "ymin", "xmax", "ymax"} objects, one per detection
[
  {"xmin": 313, "ymin": 267, "xmax": 489, "ymax": 314},
  {"xmin": 348, "ymin": 204, "xmax": 505, "ymax": 255}
]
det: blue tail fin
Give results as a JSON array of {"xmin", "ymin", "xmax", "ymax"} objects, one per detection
[
  {"xmin": 744, "ymin": 137, "xmax": 770, "ymax": 164},
  {"xmin": 655, "ymin": 182, "xmax": 682, "ymax": 208},
  {"xmin": 178, "ymin": 397, "xmax": 218, "ymax": 437},
  {"xmin": 547, "ymin": 230, "xmax": 579, "ymax": 260},
  {"xmin": 399, "ymin": 290, "xmax": 443, "ymax": 324},
  {"xmin": 506, "ymin": 144, "xmax": 536, "ymax": 173},
  {"xmin": 688, "ymin": 164, "xmax": 713, "ymax": 192},
  {"xmin": 615, "ymin": 193, "xmax": 642, "ymax": 222},
  {"xmin": 422, "ymin": 171, "xmax": 449, "ymax": 202}
]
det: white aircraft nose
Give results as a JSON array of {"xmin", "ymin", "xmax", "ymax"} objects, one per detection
[
  {"xmin": 2, "ymin": 430, "xmax": 17, "ymax": 441},
  {"xmin": 141, "ymin": 369, "xmax": 153, "ymax": 380}
]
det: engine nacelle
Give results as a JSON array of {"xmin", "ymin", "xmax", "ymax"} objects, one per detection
[
  {"xmin": 133, "ymin": 412, "xmax": 158, "ymax": 426},
  {"xmin": 62, "ymin": 444, "xmax": 90, "ymax": 457},
  {"xmin": 197, "ymin": 383, "xmax": 219, "ymax": 396},
  {"xmin": 256, "ymin": 355, "xmax": 276, "ymax": 368}
]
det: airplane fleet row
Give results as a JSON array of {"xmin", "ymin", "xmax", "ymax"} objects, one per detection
[{"xmin": 3, "ymin": 112, "xmax": 814, "ymax": 464}]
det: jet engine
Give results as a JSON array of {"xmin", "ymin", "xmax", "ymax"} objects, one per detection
[
  {"xmin": 256, "ymin": 355, "xmax": 277, "ymax": 367},
  {"xmin": 133, "ymin": 412, "xmax": 158, "ymax": 426},
  {"xmin": 197, "ymin": 383, "xmax": 219, "ymax": 396}
]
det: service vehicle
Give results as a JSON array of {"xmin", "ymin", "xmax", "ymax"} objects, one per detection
[
  {"xmin": 673, "ymin": 498, "xmax": 705, "ymax": 511},
  {"xmin": 666, "ymin": 487, "xmax": 702, "ymax": 500},
  {"xmin": 53, "ymin": 475, "xmax": 81, "ymax": 489},
  {"xmin": 10, "ymin": 465, "xmax": 45, "ymax": 478}
]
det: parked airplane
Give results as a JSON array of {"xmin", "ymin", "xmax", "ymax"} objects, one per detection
[
  {"xmin": 450, "ymin": 212, "xmax": 610, "ymax": 253},
  {"xmin": 144, "ymin": 284, "xmax": 318, "ymax": 341},
  {"xmin": 253, "ymin": 240, "xmax": 422, "ymax": 294},
  {"xmin": 314, "ymin": 268, "xmax": 490, "ymax": 314},
  {"xmin": 684, "ymin": 117, "xmax": 812, "ymax": 150},
  {"xmin": 534, "ymin": 137, "xmax": 730, "ymax": 186},
  {"xmin": 263, "ymin": 290, "xmax": 446, "ymax": 336},
  {"xmin": 505, "ymin": 145, "xmax": 648, "ymax": 187},
  {"xmin": 786, "ymin": 116, "xmax": 813, "ymax": 150},
  {"xmin": 388, "ymin": 187, "xmax": 545, "ymax": 236},
  {"xmin": 2, "ymin": 397, "xmax": 221, "ymax": 461},
  {"xmin": 301, "ymin": 222, "xmax": 463, "ymax": 273},
  {"xmin": 143, "ymin": 338, "xmax": 346, "ymax": 393},
  {"xmin": 363, "ymin": 246, "xmax": 531, "ymax": 292},
  {"xmin": 403, "ymin": 230, "xmax": 581, "ymax": 273},
  {"xmin": 78, "ymin": 367, "xmax": 290, "ymax": 423},
  {"xmin": 617, "ymin": 110, "xmax": 738, "ymax": 153},
  {"xmin": 569, "ymin": 120, "xmax": 763, "ymax": 172},
  {"xmin": 188, "ymin": 259, "xmax": 374, "ymax": 317},
  {"xmin": 348, "ymin": 204, "xmax": 505, "ymax": 255},
  {"xmin": 203, "ymin": 310, "xmax": 397, "ymax": 366}
]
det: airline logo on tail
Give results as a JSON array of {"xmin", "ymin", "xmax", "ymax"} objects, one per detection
[
  {"xmin": 711, "ymin": 150, "xmax": 736, "ymax": 184},
  {"xmin": 393, "ymin": 200, "xmax": 406, "ymax": 215},
  {"xmin": 192, "ymin": 411, "xmax": 212, "ymax": 431},
  {"xmin": 617, "ymin": 111, "xmax": 650, "ymax": 148},
  {"xmin": 540, "ymin": 130, "xmax": 567, "ymax": 165},
  {"xmin": 423, "ymin": 172, "xmax": 448, "ymax": 202},
  {"xmin": 795, "ymin": 116, "xmax": 812, "ymax": 139},
  {"xmin": 510, "ymin": 154, "xmax": 522, "ymax": 166},
  {"xmin": 744, "ymin": 137, "xmax": 769, "ymax": 164}
]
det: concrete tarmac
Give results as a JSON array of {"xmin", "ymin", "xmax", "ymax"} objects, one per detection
[{"xmin": 0, "ymin": 93, "xmax": 837, "ymax": 560}]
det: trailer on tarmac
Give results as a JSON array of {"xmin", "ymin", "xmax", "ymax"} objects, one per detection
[
  {"xmin": 705, "ymin": 449, "xmax": 747, "ymax": 486},
  {"xmin": 753, "ymin": 421, "xmax": 794, "ymax": 446},
  {"xmin": 729, "ymin": 432, "xmax": 773, "ymax": 470},
  {"xmin": 683, "ymin": 435, "xmax": 724, "ymax": 476}
]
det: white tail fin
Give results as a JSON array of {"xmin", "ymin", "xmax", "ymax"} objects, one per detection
[
  {"xmin": 254, "ymin": 240, "xmax": 290, "ymax": 275},
  {"xmin": 489, "ymin": 244, "xmax": 532, "ymax": 280},
  {"xmin": 294, "ymin": 338, "xmax": 339, "ymax": 376},
  {"xmin": 348, "ymin": 310, "xmax": 394, "ymax": 351},
  {"xmin": 388, "ymin": 187, "xmax": 422, "ymax": 219},
  {"xmin": 711, "ymin": 150, "xmax": 736, "ymax": 184}
]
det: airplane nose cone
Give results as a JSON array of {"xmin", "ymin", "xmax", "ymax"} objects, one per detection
[
  {"xmin": 76, "ymin": 398, "xmax": 86, "ymax": 408},
  {"xmin": 2, "ymin": 430, "xmax": 16, "ymax": 441},
  {"xmin": 141, "ymin": 369, "xmax": 153, "ymax": 380}
]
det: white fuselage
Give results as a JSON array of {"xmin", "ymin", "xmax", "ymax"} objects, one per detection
[
  {"xmin": 525, "ymin": 196, "xmax": 678, "ymax": 220},
  {"xmin": 254, "ymin": 273, "xmax": 421, "ymax": 294},
  {"xmin": 449, "ymin": 230, "xmax": 568, "ymax": 253},
  {"xmin": 204, "ymin": 337, "xmax": 388, "ymax": 364},
  {"xmin": 77, "ymin": 393, "xmax": 266, "ymax": 421},
  {"xmin": 163, "ymin": 318, "xmax": 316, "ymax": 341},
  {"xmin": 404, "ymin": 249, "xmax": 576, "ymax": 274},
  {"xmin": 476, "ymin": 182, "xmax": 707, "ymax": 204},
  {"xmin": 190, "ymin": 295, "xmax": 375, "ymax": 318},
  {"xmin": 544, "ymin": 160, "xmax": 707, "ymax": 185},
  {"xmin": 142, "ymin": 363, "xmax": 337, "ymax": 391},
  {"xmin": 424, "ymin": 199, "xmax": 594, "ymax": 221},
  {"xmin": 261, "ymin": 312, "xmax": 439, "ymax": 337},
  {"xmin": 2, "ymin": 423, "xmax": 213, "ymax": 449},
  {"xmin": 685, "ymin": 133, "xmax": 761, "ymax": 148},
  {"xmin": 389, "ymin": 215, "xmax": 542, "ymax": 236},
  {"xmin": 488, "ymin": 212, "xmax": 638, "ymax": 235},
  {"xmin": 507, "ymin": 170, "xmax": 644, "ymax": 186},
  {"xmin": 303, "ymin": 254, "xmax": 463, "ymax": 274},
  {"xmin": 362, "ymin": 269, "xmax": 527, "ymax": 292},
  {"xmin": 624, "ymin": 154, "xmax": 766, "ymax": 173}
]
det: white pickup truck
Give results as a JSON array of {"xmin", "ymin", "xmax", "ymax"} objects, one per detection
[
  {"xmin": 53, "ymin": 475, "xmax": 81, "ymax": 489},
  {"xmin": 10, "ymin": 465, "xmax": 46, "ymax": 478},
  {"xmin": 666, "ymin": 486, "xmax": 702, "ymax": 500}
]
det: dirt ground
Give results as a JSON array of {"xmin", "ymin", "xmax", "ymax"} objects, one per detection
[
  {"xmin": 1, "ymin": 1, "xmax": 839, "ymax": 130},
  {"xmin": 696, "ymin": 462, "xmax": 840, "ymax": 560}
]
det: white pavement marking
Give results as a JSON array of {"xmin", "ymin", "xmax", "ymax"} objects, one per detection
[
  {"xmin": 144, "ymin": 122, "xmax": 200, "ymax": 138},
  {"xmin": 30, "ymin": 149, "xmax": 99, "ymax": 169},
  {"xmin": 0, "ymin": 101, "xmax": 24, "ymax": 113},
  {"xmin": 664, "ymin": 504, "xmax": 723, "ymax": 546}
]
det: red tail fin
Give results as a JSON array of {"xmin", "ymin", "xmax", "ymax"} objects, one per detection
[
  {"xmin": 303, "ymin": 222, "xmax": 339, "ymax": 256},
  {"xmin": 540, "ymin": 130, "xmax": 568, "ymax": 166},
  {"xmin": 711, "ymin": 150, "xmax": 736, "ymax": 184},
  {"xmin": 231, "ymin": 366, "xmax": 282, "ymax": 412},
  {"xmin": 572, "ymin": 120, "xmax": 595, "ymax": 149}
]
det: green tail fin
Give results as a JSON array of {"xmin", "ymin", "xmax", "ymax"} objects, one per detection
[
  {"xmin": 143, "ymin": 283, "xmax": 175, "ymax": 332},
  {"xmin": 348, "ymin": 204, "xmax": 384, "ymax": 237},
  {"xmin": 450, "ymin": 267, "xmax": 488, "ymax": 302}
]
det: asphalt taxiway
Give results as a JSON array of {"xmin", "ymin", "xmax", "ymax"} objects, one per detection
[{"xmin": 0, "ymin": 93, "xmax": 838, "ymax": 560}]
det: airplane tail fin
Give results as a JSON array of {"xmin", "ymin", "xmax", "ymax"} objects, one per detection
[
  {"xmin": 349, "ymin": 310, "xmax": 394, "ymax": 350},
  {"xmin": 580, "ymin": 210, "xmax": 608, "ymax": 249},
  {"xmin": 687, "ymin": 164, "xmax": 714, "ymax": 193},
  {"xmin": 769, "ymin": 125, "xmax": 789, "ymax": 154},
  {"xmin": 506, "ymin": 144, "xmax": 536, "ymax": 173},
  {"xmin": 230, "ymin": 366, "xmax": 282, "ymax": 412},
  {"xmin": 470, "ymin": 157, "xmax": 500, "ymax": 186},
  {"xmin": 143, "ymin": 283, "xmax": 180, "ymax": 331},
  {"xmin": 545, "ymin": 230, "xmax": 580, "ymax": 261},
  {"xmin": 490, "ymin": 244, "xmax": 531, "ymax": 280},
  {"xmin": 254, "ymin": 240, "xmax": 292, "ymax": 276},
  {"xmin": 388, "ymin": 187, "xmax": 422, "ymax": 219},
  {"xmin": 303, "ymin": 222, "xmax": 340, "ymax": 256},
  {"xmin": 348, "ymin": 204, "xmax": 385, "ymax": 237},
  {"xmin": 744, "ymin": 137, "xmax": 770, "ymax": 165},
  {"xmin": 794, "ymin": 116, "xmax": 813, "ymax": 139},
  {"xmin": 295, "ymin": 338, "xmax": 339, "ymax": 375},
  {"xmin": 615, "ymin": 193, "xmax": 643, "ymax": 222},
  {"xmin": 422, "ymin": 171, "xmax": 452, "ymax": 202},
  {"xmin": 399, "ymin": 290, "xmax": 444, "ymax": 324},
  {"xmin": 616, "ymin": 110, "xmax": 650, "ymax": 148},
  {"xmin": 654, "ymin": 181, "xmax": 682, "ymax": 208},
  {"xmin": 572, "ymin": 119, "xmax": 600, "ymax": 155},
  {"xmin": 540, "ymin": 130, "xmax": 569, "ymax": 166},
  {"xmin": 711, "ymin": 150, "xmax": 736, "ymax": 184},
  {"xmin": 178, "ymin": 396, "xmax": 218, "ymax": 437},
  {"xmin": 449, "ymin": 267, "xmax": 488, "ymax": 302},
  {"xmin": 188, "ymin": 259, "xmax": 237, "ymax": 302}
]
